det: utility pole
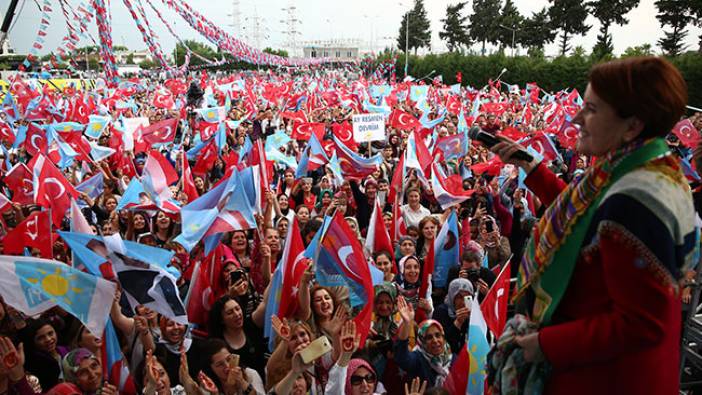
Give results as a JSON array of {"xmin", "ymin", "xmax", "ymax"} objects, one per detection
[
  {"xmin": 281, "ymin": 3, "xmax": 300, "ymax": 57},
  {"xmin": 499, "ymin": 24, "xmax": 518, "ymax": 57},
  {"xmin": 0, "ymin": 0, "xmax": 20, "ymax": 54}
]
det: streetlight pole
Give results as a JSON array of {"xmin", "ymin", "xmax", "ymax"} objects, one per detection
[
  {"xmin": 405, "ymin": 11, "xmax": 409, "ymax": 77},
  {"xmin": 499, "ymin": 24, "xmax": 518, "ymax": 57}
]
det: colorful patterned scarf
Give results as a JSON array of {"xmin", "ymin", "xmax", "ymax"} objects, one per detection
[
  {"xmin": 515, "ymin": 138, "xmax": 670, "ymax": 325},
  {"xmin": 417, "ymin": 319, "xmax": 453, "ymax": 386}
]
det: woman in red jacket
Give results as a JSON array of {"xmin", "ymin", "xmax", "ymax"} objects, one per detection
[{"xmin": 491, "ymin": 57, "xmax": 697, "ymax": 394}]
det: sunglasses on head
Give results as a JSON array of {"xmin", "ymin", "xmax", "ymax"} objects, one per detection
[{"xmin": 350, "ymin": 373, "xmax": 376, "ymax": 386}]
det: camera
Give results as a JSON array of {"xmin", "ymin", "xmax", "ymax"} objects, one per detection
[
  {"xmin": 230, "ymin": 270, "xmax": 245, "ymax": 285},
  {"xmin": 466, "ymin": 268, "xmax": 481, "ymax": 284}
]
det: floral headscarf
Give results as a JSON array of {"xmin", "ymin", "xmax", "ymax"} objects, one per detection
[
  {"xmin": 417, "ymin": 319, "xmax": 452, "ymax": 386},
  {"xmin": 62, "ymin": 348, "xmax": 99, "ymax": 387}
]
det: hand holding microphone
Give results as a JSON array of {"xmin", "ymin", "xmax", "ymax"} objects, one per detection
[{"xmin": 469, "ymin": 126, "xmax": 539, "ymax": 173}]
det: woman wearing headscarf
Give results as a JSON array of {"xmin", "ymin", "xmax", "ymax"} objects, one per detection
[
  {"xmin": 57, "ymin": 349, "xmax": 118, "ymax": 395},
  {"xmin": 366, "ymin": 283, "xmax": 401, "ymax": 375},
  {"xmin": 432, "ymin": 278, "xmax": 474, "ymax": 354},
  {"xmin": 489, "ymin": 57, "xmax": 696, "ymax": 394},
  {"xmin": 395, "ymin": 256, "xmax": 432, "ymax": 317},
  {"xmin": 393, "ymin": 296, "xmax": 455, "ymax": 387}
]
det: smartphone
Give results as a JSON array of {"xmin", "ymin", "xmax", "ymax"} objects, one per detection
[
  {"xmin": 230, "ymin": 270, "xmax": 245, "ymax": 285},
  {"xmin": 228, "ymin": 354, "xmax": 240, "ymax": 369},
  {"xmin": 299, "ymin": 336, "xmax": 333, "ymax": 364},
  {"xmin": 464, "ymin": 295, "xmax": 473, "ymax": 308},
  {"xmin": 486, "ymin": 220, "xmax": 494, "ymax": 233}
]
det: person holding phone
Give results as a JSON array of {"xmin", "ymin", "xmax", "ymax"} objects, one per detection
[
  {"xmin": 478, "ymin": 215, "xmax": 511, "ymax": 269},
  {"xmin": 489, "ymin": 57, "xmax": 696, "ymax": 394},
  {"xmin": 432, "ymin": 278, "xmax": 475, "ymax": 354}
]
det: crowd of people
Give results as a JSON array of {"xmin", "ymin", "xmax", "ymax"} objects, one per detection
[{"xmin": 0, "ymin": 55, "xmax": 699, "ymax": 395}]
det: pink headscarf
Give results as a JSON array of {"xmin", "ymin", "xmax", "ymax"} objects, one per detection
[{"xmin": 344, "ymin": 358, "xmax": 376, "ymax": 395}]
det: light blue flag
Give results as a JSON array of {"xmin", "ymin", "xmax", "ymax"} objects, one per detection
[
  {"xmin": 362, "ymin": 99, "xmax": 391, "ymax": 115},
  {"xmin": 58, "ymin": 231, "xmax": 108, "ymax": 276},
  {"xmin": 264, "ymin": 267, "xmax": 283, "ymax": 351},
  {"xmin": 75, "ymin": 173, "xmax": 104, "ymax": 208},
  {"xmin": 328, "ymin": 151, "xmax": 344, "ymax": 185},
  {"xmin": 86, "ymin": 115, "xmax": 110, "ymax": 139},
  {"xmin": 89, "ymin": 142, "xmax": 116, "ymax": 162},
  {"xmin": 369, "ymin": 84, "xmax": 392, "ymax": 99},
  {"xmin": 266, "ymin": 130, "xmax": 291, "ymax": 150},
  {"xmin": 433, "ymin": 211, "xmax": 459, "ymax": 287},
  {"xmin": 194, "ymin": 106, "xmax": 225, "ymax": 123},
  {"xmin": 0, "ymin": 255, "xmax": 116, "ymax": 336},
  {"xmin": 450, "ymin": 84, "xmax": 461, "ymax": 94},
  {"xmin": 267, "ymin": 148, "xmax": 298, "ymax": 170},
  {"xmin": 466, "ymin": 297, "xmax": 490, "ymax": 395},
  {"xmin": 410, "ymin": 85, "xmax": 429, "ymax": 102},
  {"xmin": 12, "ymin": 124, "xmax": 27, "ymax": 149},
  {"xmin": 116, "ymin": 178, "xmax": 146, "ymax": 210}
]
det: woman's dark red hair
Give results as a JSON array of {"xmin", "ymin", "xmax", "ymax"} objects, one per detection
[{"xmin": 589, "ymin": 56, "xmax": 687, "ymax": 139}]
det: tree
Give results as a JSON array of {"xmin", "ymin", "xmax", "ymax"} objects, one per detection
[
  {"xmin": 656, "ymin": 0, "xmax": 693, "ymax": 56},
  {"xmin": 469, "ymin": 0, "xmax": 502, "ymax": 55},
  {"xmin": 139, "ymin": 59, "xmax": 156, "ymax": 69},
  {"xmin": 397, "ymin": 0, "xmax": 432, "ymax": 55},
  {"xmin": 173, "ymin": 40, "xmax": 218, "ymax": 66},
  {"xmin": 440, "ymin": 2, "xmax": 471, "ymax": 52},
  {"xmin": 621, "ymin": 43, "xmax": 654, "ymax": 57},
  {"xmin": 520, "ymin": 7, "xmax": 557, "ymax": 53},
  {"xmin": 263, "ymin": 48, "xmax": 289, "ymax": 57},
  {"xmin": 548, "ymin": 0, "xmax": 591, "ymax": 56},
  {"xmin": 496, "ymin": 0, "xmax": 524, "ymax": 53},
  {"xmin": 126, "ymin": 53, "xmax": 135, "ymax": 64},
  {"xmin": 691, "ymin": 0, "xmax": 702, "ymax": 52},
  {"xmin": 588, "ymin": 0, "xmax": 640, "ymax": 59}
]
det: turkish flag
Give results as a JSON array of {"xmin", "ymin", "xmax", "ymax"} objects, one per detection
[
  {"xmin": 672, "ymin": 119, "xmax": 700, "ymax": 148},
  {"xmin": 29, "ymin": 154, "xmax": 79, "ymax": 226},
  {"xmin": 280, "ymin": 110, "xmax": 308, "ymax": 124},
  {"xmin": 24, "ymin": 123, "xmax": 48, "ymax": 156},
  {"xmin": 415, "ymin": 241, "xmax": 434, "ymax": 323},
  {"xmin": 192, "ymin": 139, "xmax": 218, "ymax": 176},
  {"xmin": 4, "ymin": 163, "xmax": 34, "ymax": 205},
  {"xmin": 446, "ymin": 96, "xmax": 462, "ymax": 115},
  {"xmin": 291, "ymin": 122, "xmax": 325, "ymax": 140},
  {"xmin": 69, "ymin": 95, "xmax": 91, "ymax": 124},
  {"xmin": 389, "ymin": 109, "xmax": 421, "ymax": 130},
  {"xmin": 277, "ymin": 218, "xmax": 311, "ymax": 319},
  {"xmin": 523, "ymin": 132, "xmax": 559, "ymax": 161},
  {"xmin": 198, "ymin": 121, "xmax": 220, "ymax": 142},
  {"xmin": 480, "ymin": 263, "xmax": 511, "ymax": 338},
  {"xmin": 471, "ymin": 156, "xmax": 503, "ymax": 176},
  {"xmin": 331, "ymin": 121, "xmax": 357, "ymax": 150},
  {"xmin": 3, "ymin": 210, "xmax": 52, "ymax": 258},
  {"xmin": 152, "ymin": 89, "xmax": 175, "ymax": 109},
  {"xmin": 139, "ymin": 118, "xmax": 179, "ymax": 147},
  {"xmin": 181, "ymin": 150, "xmax": 199, "ymax": 203},
  {"xmin": 365, "ymin": 199, "xmax": 395, "ymax": 272}
]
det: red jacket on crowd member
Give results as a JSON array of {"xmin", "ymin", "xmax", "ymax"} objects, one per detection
[{"xmin": 525, "ymin": 162, "xmax": 686, "ymax": 395}]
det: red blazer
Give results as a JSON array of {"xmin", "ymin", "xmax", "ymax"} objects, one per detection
[{"xmin": 525, "ymin": 163, "xmax": 682, "ymax": 395}]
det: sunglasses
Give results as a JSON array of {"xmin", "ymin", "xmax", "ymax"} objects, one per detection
[{"xmin": 350, "ymin": 373, "xmax": 377, "ymax": 386}]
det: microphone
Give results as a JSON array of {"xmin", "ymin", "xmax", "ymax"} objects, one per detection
[{"xmin": 469, "ymin": 126, "xmax": 534, "ymax": 162}]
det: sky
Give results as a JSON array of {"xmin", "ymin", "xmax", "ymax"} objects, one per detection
[{"xmin": 2, "ymin": 0, "xmax": 700, "ymax": 59}]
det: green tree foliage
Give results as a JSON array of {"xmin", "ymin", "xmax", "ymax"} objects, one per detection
[
  {"xmin": 173, "ymin": 40, "xmax": 218, "ymax": 66},
  {"xmin": 548, "ymin": 0, "xmax": 591, "ymax": 56},
  {"xmin": 397, "ymin": 0, "xmax": 432, "ymax": 55},
  {"xmin": 263, "ymin": 48, "xmax": 289, "ymax": 57},
  {"xmin": 469, "ymin": 0, "xmax": 501, "ymax": 55},
  {"xmin": 394, "ymin": 52, "xmax": 702, "ymax": 112},
  {"xmin": 656, "ymin": 0, "xmax": 693, "ymax": 56},
  {"xmin": 126, "ymin": 54, "xmax": 135, "ymax": 64},
  {"xmin": 496, "ymin": 0, "xmax": 524, "ymax": 51},
  {"xmin": 440, "ymin": 2, "xmax": 471, "ymax": 52},
  {"xmin": 520, "ymin": 7, "xmax": 557, "ymax": 52},
  {"xmin": 138, "ymin": 59, "xmax": 156, "ymax": 69},
  {"xmin": 588, "ymin": 0, "xmax": 640, "ymax": 59},
  {"xmin": 621, "ymin": 43, "xmax": 654, "ymax": 57}
]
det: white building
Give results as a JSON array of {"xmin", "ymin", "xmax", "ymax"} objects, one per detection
[
  {"xmin": 303, "ymin": 46, "xmax": 358, "ymax": 62},
  {"xmin": 114, "ymin": 50, "xmax": 152, "ymax": 65}
]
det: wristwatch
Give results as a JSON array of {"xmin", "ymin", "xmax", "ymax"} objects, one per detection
[{"xmin": 243, "ymin": 383, "xmax": 254, "ymax": 395}]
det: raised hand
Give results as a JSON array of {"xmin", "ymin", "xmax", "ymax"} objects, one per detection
[
  {"xmin": 0, "ymin": 337, "xmax": 24, "ymax": 382},
  {"xmin": 271, "ymin": 315, "xmax": 291, "ymax": 341},
  {"xmin": 339, "ymin": 320, "xmax": 360, "ymax": 354},
  {"xmin": 197, "ymin": 371, "xmax": 218, "ymax": 394},
  {"xmin": 397, "ymin": 296, "xmax": 415, "ymax": 323},
  {"xmin": 404, "ymin": 377, "xmax": 428, "ymax": 395}
]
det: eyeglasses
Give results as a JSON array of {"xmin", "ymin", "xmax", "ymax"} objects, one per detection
[{"xmin": 350, "ymin": 373, "xmax": 377, "ymax": 386}]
